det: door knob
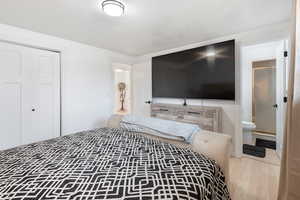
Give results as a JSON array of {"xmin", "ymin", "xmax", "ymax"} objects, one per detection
[{"xmin": 145, "ymin": 101, "xmax": 152, "ymax": 104}]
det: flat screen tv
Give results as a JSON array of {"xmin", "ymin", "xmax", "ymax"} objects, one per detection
[{"xmin": 152, "ymin": 40, "xmax": 235, "ymax": 100}]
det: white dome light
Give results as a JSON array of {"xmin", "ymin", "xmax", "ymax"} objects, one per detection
[{"xmin": 102, "ymin": 0, "xmax": 125, "ymax": 17}]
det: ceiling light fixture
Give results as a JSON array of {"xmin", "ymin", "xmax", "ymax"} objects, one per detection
[{"xmin": 102, "ymin": 0, "xmax": 125, "ymax": 17}]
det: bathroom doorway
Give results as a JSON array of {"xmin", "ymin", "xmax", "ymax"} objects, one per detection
[
  {"xmin": 252, "ymin": 60, "xmax": 277, "ymax": 135},
  {"xmin": 241, "ymin": 40, "xmax": 288, "ymax": 162}
]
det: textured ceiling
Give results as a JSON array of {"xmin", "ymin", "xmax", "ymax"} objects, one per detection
[{"xmin": 0, "ymin": 0, "xmax": 292, "ymax": 56}]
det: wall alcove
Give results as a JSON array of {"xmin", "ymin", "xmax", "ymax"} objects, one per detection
[{"xmin": 112, "ymin": 64, "xmax": 132, "ymax": 115}]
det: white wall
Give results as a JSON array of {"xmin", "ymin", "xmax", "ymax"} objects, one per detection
[
  {"xmin": 0, "ymin": 23, "xmax": 134, "ymax": 135},
  {"xmin": 131, "ymin": 22, "xmax": 291, "ymax": 157}
]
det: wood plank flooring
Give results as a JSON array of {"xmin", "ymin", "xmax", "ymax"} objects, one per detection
[{"xmin": 229, "ymin": 155, "xmax": 280, "ymax": 200}]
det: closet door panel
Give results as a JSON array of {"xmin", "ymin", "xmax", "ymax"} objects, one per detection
[
  {"xmin": 0, "ymin": 47, "xmax": 23, "ymax": 150},
  {"xmin": 34, "ymin": 85, "xmax": 55, "ymax": 141},
  {"xmin": 39, "ymin": 56, "xmax": 54, "ymax": 83},
  {"xmin": 0, "ymin": 51, "xmax": 22, "ymax": 82},
  {"xmin": 21, "ymin": 50, "xmax": 37, "ymax": 145},
  {"xmin": 0, "ymin": 85, "xmax": 22, "ymax": 150},
  {"xmin": 33, "ymin": 52, "xmax": 60, "ymax": 141}
]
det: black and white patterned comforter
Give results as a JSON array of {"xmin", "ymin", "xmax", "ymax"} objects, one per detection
[{"xmin": 0, "ymin": 128, "xmax": 230, "ymax": 200}]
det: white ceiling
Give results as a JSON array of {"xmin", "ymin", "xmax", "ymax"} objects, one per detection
[{"xmin": 0, "ymin": 0, "xmax": 292, "ymax": 56}]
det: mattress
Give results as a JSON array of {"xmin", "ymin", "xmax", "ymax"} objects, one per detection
[{"xmin": 0, "ymin": 128, "xmax": 230, "ymax": 200}]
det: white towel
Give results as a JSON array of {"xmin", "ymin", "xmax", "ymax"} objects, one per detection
[{"xmin": 121, "ymin": 115, "xmax": 200, "ymax": 143}]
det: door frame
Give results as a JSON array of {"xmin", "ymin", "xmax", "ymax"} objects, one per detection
[
  {"xmin": 241, "ymin": 40, "xmax": 288, "ymax": 157},
  {"xmin": 0, "ymin": 39, "xmax": 62, "ymax": 137},
  {"xmin": 275, "ymin": 40, "xmax": 289, "ymax": 157},
  {"xmin": 252, "ymin": 64, "xmax": 277, "ymax": 135}
]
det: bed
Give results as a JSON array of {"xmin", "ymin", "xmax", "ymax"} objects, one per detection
[{"xmin": 0, "ymin": 115, "xmax": 231, "ymax": 200}]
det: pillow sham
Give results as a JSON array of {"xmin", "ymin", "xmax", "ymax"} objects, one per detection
[{"xmin": 120, "ymin": 122, "xmax": 185, "ymax": 142}]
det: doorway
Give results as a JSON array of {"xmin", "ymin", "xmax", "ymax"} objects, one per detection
[
  {"xmin": 252, "ymin": 60, "xmax": 277, "ymax": 135},
  {"xmin": 241, "ymin": 40, "xmax": 289, "ymax": 164},
  {"xmin": 242, "ymin": 59, "xmax": 280, "ymax": 165}
]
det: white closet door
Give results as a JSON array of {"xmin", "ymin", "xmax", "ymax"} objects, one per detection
[
  {"xmin": 22, "ymin": 48, "xmax": 60, "ymax": 144},
  {"xmin": 0, "ymin": 41, "xmax": 60, "ymax": 150},
  {"xmin": 35, "ymin": 50, "xmax": 60, "ymax": 142},
  {"xmin": 0, "ymin": 42, "xmax": 23, "ymax": 150}
]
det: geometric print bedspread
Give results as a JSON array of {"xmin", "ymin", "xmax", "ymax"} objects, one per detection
[{"xmin": 0, "ymin": 128, "xmax": 230, "ymax": 200}]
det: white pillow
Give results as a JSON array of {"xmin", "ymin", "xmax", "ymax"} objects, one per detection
[{"xmin": 120, "ymin": 122, "xmax": 185, "ymax": 142}]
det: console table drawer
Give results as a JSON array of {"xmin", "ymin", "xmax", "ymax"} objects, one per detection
[
  {"xmin": 151, "ymin": 103, "xmax": 222, "ymax": 132},
  {"xmin": 183, "ymin": 115, "xmax": 213, "ymax": 124},
  {"xmin": 185, "ymin": 109, "xmax": 205, "ymax": 116}
]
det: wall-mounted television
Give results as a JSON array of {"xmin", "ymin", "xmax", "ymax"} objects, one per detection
[{"xmin": 152, "ymin": 40, "xmax": 235, "ymax": 100}]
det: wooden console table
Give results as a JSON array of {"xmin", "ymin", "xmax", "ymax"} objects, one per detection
[{"xmin": 151, "ymin": 103, "xmax": 222, "ymax": 132}]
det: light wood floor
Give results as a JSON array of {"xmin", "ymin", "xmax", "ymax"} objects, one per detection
[
  {"xmin": 242, "ymin": 148, "xmax": 281, "ymax": 166},
  {"xmin": 229, "ymin": 155, "xmax": 280, "ymax": 200}
]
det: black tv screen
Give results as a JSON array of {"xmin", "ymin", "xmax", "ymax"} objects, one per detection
[{"xmin": 152, "ymin": 40, "xmax": 235, "ymax": 100}]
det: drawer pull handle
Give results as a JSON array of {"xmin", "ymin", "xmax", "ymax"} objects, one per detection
[
  {"xmin": 188, "ymin": 111, "xmax": 201, "ymax": 115},
  {"xmin": 160, "ymin": 109, "xmax": 169, "ymax": 112}
]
